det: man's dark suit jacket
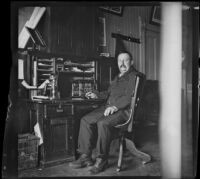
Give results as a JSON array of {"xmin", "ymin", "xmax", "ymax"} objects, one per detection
[{"xmin": 96, "ymin": 66, "xmax": 139, "ymax": 111}]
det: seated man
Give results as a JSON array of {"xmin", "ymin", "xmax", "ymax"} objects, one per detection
[{"xmin": 69, "ymin": 50, "xmax": 140, "ymax": 174}]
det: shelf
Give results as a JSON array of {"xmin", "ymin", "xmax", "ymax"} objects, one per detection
[
  {"xmin": 38, "ymin": 59, "xmax": 54, "ymax": 62},
  {"xmin": 38, "ymin": 63, "xmax": 53, "ymax": 67},
  {"xmin": 64, "ymin": 65, "xmax": 94, "ymax": 69},
  {"xmin": 38, "ymin": 67, "xmax": 54, "ymax": 70},
  {"xmin": 61, "ymin": 71, "xmax": 95, "ymax": 74},
  {"xmin": 64, "ymin": 62, "xmax": 94, "ymax": 68},
  {"xmin": 40, "ymin": 73, "xmax": 51, "ymax": 76},
  {"xmin": 37, "ymin": 69, "xmax": 54, "ymax": 72},
  {"xmin": 38, "ymin": 67, "xmax": 53, "ymax": 70},
  {"xmin": 71, "ymin": 77, "xmax": 94, "ymax": 81},
  {"xmin": 38, "ymin": 79, "xmax": 48, "ymax": 82}
]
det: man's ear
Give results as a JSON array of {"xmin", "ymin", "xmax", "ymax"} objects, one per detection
[{"xmin": 131, "ymin": 60, "xmax": 134, "ymax": 66}]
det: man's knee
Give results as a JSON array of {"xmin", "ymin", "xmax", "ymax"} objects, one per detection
[
  {"xmin": 80, "ymin": 117, "xmax": 87, "ymax": 125},
  {"xmin": 79, "ymin": 117, "xmax": 90, "ymax": 129},
  {"xmin": 80, "ymin": 109, "xmax": 104, "ymax": 124},
  {"xmin": 97, "ymin": 120, "xmax": 109, "ymax": 129},
  {"xmin": 81, "ymin": 114, "xmax": 93, "ymax": 124}
]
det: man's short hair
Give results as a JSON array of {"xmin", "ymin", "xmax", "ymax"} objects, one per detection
[{"xmin": 116, "ymin": 50, "xmax": 133, "ymax": 61}]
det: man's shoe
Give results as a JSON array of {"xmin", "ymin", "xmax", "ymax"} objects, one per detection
[
  {"xmin": 89, "ymin": 158, "xmax": 108, "ymax": 174},
  {"xmin": 69, "ymin": 154, "xmax": 93, "ymax": 169}
]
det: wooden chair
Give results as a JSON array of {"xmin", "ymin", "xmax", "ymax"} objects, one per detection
[{"xmin": 115, "ymin": 73, "xmax": 151, "ymax": 172}]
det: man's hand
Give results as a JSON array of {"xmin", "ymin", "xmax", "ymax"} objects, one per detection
[
  {"xmin": 104, "ymin": 106, "xmax": 118, "ymax": 116},
  {"xmin": 85, "ymin": 92, "xmax": 98, "ymax": 99}
]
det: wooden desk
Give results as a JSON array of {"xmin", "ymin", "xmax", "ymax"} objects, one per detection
[{"xmin": 26, "ymin": 98, "xmax": 105, "ymax": 167}]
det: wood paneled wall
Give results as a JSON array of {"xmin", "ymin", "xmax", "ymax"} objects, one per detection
[
  {"xmin": 18, "ymin": 6, "xmax": 152, "ymax": 72},
  {"xmin": 101, "ymin": 6, "xmax": 152, "ymax": 71}
]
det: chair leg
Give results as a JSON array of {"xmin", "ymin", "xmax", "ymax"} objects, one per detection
[
  {"xmin": 125, "ymin": 138, "xmax": 151, "ymax": 164},
  {"xmin": 116, "ymin": 136, "xmax": 124, "ymax": 172}
]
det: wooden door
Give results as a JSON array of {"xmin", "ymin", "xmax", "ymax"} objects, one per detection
[{"xmin": 145, "ymin": 24, "xmax": 160, "ymax": 80}]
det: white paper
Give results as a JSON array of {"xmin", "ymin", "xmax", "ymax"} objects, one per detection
[
  {"xmin": 21, "ymin": 80, "xmax": 37, "ymax": 89},
  {"xmin": 18, "ymin": 59, "xmax": 24, "ymax": 79},
  {"xmin": 38, "ymin": 79, "xmax": 50, "ymax": 89},
  {"xmin": 18, "ymin": 24, "xmax": 30, "ymax": 48},
  {"xmin": 34, "ymin": 122, "xmax": 43, "ymax": 145},
  {"xmin": 33, "ymin": 61, "xmax": 37, "ymax": 86},
  {"xmin": 32, "ymin": 95, "xmax": 49, "ymax": 100}
]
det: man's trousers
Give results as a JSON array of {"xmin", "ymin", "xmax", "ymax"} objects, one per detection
[{"xmin": 77, "ymin": 106, "xmax": 127, "ymax": 159}]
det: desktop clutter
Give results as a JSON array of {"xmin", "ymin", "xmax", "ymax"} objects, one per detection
[
  {"xmin": 21, "ymin": 74, "xmax": 59, "ymax": 100},
  {"xmin": 21, "ymin": 73, "xmax": 97, "ymax": 100}
]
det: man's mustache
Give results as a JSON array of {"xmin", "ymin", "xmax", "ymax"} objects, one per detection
[{"xmin": 120, "ymin": 65, "xmax": 126, "ymax": 68}]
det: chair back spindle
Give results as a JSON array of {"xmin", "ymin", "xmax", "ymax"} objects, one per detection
[
  {"xmin": 128, "ymin": 76, "xmax": 140, "ymax": 132},
  {"xmin": 115, "ymin": 75, "xmax": 141, "ymax": 132}
]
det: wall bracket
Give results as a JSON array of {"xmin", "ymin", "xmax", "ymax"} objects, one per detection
[{"xmin": 111, "ymin": 33, "xmax": 140, "ymax": 44}]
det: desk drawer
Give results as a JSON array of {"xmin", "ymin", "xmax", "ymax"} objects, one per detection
[
  {"xmin": 46, "ymin": 104, "xmax": 73, "ymax": 118},
  {"xmin": 74, "ymin": 104, "xmax": 100, "ymax": 116}
]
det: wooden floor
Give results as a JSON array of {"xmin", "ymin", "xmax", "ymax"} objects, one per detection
[
  {"xmin": 18, "ymin": 122, "xmax": 193, "ymax": 178},
  {"xmin": 19, "ymin": 124, "xmax": 161, "ymax": 177}
]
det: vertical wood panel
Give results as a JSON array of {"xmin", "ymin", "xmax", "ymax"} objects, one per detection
[{"xmin": 102, "ymin": 6, "xmax": 151, "ymax": 71}]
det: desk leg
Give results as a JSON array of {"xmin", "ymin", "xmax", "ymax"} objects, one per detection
[
  {"xmin": 38, "ymin": 145, "xmax": 45, "ymax": 169},
  {"xmin": 73, "ymin": 117, "xmax": 80, "ymax": 160}
]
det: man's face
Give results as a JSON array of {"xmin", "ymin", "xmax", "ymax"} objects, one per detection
[{"xmin": 117, "ymin": 53, "xmax": 132, "ymax": 75}]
